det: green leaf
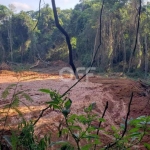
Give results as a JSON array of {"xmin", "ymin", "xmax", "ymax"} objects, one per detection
[
  {"xmin": 46, "ymin": 101, "xmax": 60, "ymax": 105},
  {"xmin": 144, "ymin": 143, "xmax": 150, "ymax": 150},
  {"xmin": 87, "ymin": 126, "xmax": 97, "ymax": 132},
  {"xmin": 99, "ymin": 118, "xmax": 105, "ymax": 122},
  {"xmin": 93, "ymin": 139, "xmax": 101, "ymax": 145},
  {"xmin": 13, "ymin": 107, "xmax": 24, "ymax": 118},
  {"xmin": 46, "ymin": 101, "xmax": 61, "ymax": 109},
  {"xmin": 81, "ymin": 144, "xmax": 92, "ymax": 150},
  {"xmin": 129, "ymin": 128, "xmax": 139, "ymax": 133},
  {"xmin": 59, "ymin": 130, "xmax": 62, "ymax": 138},
  {"xmin": 69, "ymin": 114, "xmax": 78, "ymax": 121},
  {"xmin": 22, "ymin": 93, "xmax": 33, "ymax": 102},
  {"xmin": 11, "ymin": 131, "xmax": 19, "ymax": 150},
  {"xmin": 69, "ymin": 125, "xmax": 82, "ymax": 131},
  {"xmin": 39, "ymin": 89, "xmax": 51, "ymax": 94},
  {"xmin": 62, "ymin": 128, "xmax": 69, "ymax": 134},
  {"xmin": 130, "ymin": 132, "xmax": 141, "ymax": 137},
  {"xmin": 11, "ymin": 96, "xmax": 19, "ymax": 107},
  {"xmin": 4, "ymin": 96, "xmax": 20, "ymax": 108},
  {"xmin": 2, "ymin": 89, "xmax": 9, "ymax": 99},
  {"xmin": 77, "ymin": 115, "xmax": 87, "ymax": 123},
  {"xmin": 65, "ymin": 99, "xmax": 72, "ymax": 110},
  {"xmin": 52, "ymin": 104, "xmax": 61, "ymax": 109},
  {"xmin": 2, "ymin": 83, "xmax": 16, "ymax": 99},
  {"xmin": 111, "ymin": 125, "xmax": 117, "ymax": 132},
  {"xmin": 15, "ymin": 90, "xmax": 24, "ymax": 96},
  {"xmin": 85, "ymin": 103, "xmax": 96, "ymax": 112}
]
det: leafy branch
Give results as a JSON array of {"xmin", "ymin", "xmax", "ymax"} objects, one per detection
[{"xmin": 0, "ymin": 82, "xmax": 33, "ymax": 149}]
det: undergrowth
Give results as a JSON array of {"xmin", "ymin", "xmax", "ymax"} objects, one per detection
[{"xmin": 0, "ymin": 84, "xmax": 150, "ymax": 150}]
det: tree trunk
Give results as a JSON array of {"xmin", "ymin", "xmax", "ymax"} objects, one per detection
[
  {"xmin": 123, "ymin": 38, "xmax": 126, "ymax": 73},
  {"xmin": 108, "ymin": 20, "xmax": 113, "ymax": 71},
  {"xmin": 137, "ymin": 33, "xmax": 142, "ymax": 69},
  {"xmin": 144, "ymin": 35, "xmax": 148, "ymax": 79},
  {"xmin": 7, "ymin": 17, "xmax": 13, "ymax": 62}
]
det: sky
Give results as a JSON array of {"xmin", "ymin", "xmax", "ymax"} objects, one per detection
[
  {"xmin": 0, "ymin": 0, "xmax": 80, "ymax": 12},
  {"xmin": 0, "ymin": 0, "xmax": 150, "ymax": 12}
]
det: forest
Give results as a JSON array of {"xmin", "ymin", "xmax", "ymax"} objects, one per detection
[
  {"xmin": 0, "ymin": 0, "xmax": 150, "ymax": 150},
  {"xmin": 0, "ymin": 0, "xmax": 150, "ymax": 77}
]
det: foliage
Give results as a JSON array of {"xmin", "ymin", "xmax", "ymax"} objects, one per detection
[
  {"xmin": 0, "ymin": 0, "xmax": 150, "ymax": 149},
  {"xmin": 1, "ymin": 1, "xmax": 150, "ymax": 149},
  {"xmin": 0, "ymin": 0, "xmax": 150, "ymax": 77}
]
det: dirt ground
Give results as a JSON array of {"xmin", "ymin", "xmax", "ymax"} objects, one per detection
[{"xmin": 0, "ymin": 69, "xmax": 150, "ymax": 149}]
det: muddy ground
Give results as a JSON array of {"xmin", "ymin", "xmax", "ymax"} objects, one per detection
[{"xmin": 0, "ymin": 68, "xmax": 150, "ymax": 149}]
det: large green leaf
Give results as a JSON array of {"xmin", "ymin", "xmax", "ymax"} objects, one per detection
[
  {"xmin": 39, "ymin": 89, "xmax": 51, "ymax": 94},
  {"xmin": 64, "ymin": 99, "xmax": 72, "ymax": 110}
]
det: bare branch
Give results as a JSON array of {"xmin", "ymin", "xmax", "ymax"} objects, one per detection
[
  {"xmin": 61, "ymin": 0, "xmax": 105, "ymax": 97},
  {"xmin": 121, "ymin": 92, "xmax": 133, "ymax": 138},
  {"xmin": 105, "ymin": 92, "xmax": 134, "ymax": 149},
  {"xmin": 32, "ymin": 0, "xmax": 42, "ymax": 31},
  {"xmin": 32, "ymin": 106, "xmax": 49, "ymax": 126},
  {"xmin": 94, "ymin": 101, "xmax": 108, "ymax": 150},
  {"xmin": 51, "ymin": 0, "xmax": 79, "ymax": 79}
]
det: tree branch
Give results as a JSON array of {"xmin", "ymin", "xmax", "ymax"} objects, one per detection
[
  {"xmin": 32, "ymin": 0, "xmax": 42, "ymax": 31},
  {"xmin": 94, "ymin": 101, "xmax": 108, "ymax": 150},
  {"xmin": 105, "ymin": 92, "xmax": 134, "ymax": 149},
  {"xmin": 33, "ymin": 0, "xmax": 105, "ymax": 126},
  {"xmin": 32, "ymin": 106, "xmax": 49, "ymax": 126},
  {"xmin": 51, "ymin": 0, "xmax": 79, "ymax": 79},
  {"xmin": 121, "ymin": 92, "xmax": 133, "ymax": 138},
  {"xmin": 61, "ymin": 0, "xmax": 105, "ymax": 97}
]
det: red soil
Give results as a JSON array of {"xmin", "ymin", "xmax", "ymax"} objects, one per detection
[{"xmin": 0, "ymin": 70, "xmax": 149, "ymax": 149}]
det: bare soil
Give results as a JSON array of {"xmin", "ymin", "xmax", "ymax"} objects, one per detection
[{"xmin": 0, "ymin": 68, "xmax": 150, "ymax": 149}]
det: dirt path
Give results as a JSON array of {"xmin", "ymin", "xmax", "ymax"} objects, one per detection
[{"xmin": 0, "ymin": 70, "xmax": 150, "ymax": 147}]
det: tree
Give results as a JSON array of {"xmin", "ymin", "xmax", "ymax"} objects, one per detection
[{"xmin": 0, "ymin": 5, "xmax": 11, "ymax": 62}]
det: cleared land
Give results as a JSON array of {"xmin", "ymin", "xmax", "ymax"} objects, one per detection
[{"xmin": 0, "ymin": 69, "xmax": 150, "ymax": 148}]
